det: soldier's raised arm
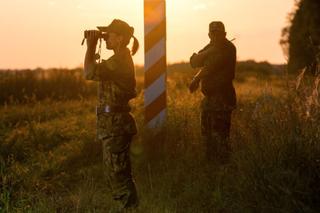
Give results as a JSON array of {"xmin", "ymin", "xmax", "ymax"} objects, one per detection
[
  {"xmin": 84, "ymin": 30, "xmax": 99, "ymax": 80},
  {"xmin": 190, "ymin": 44, "xmax": 214, "ymax": 68}
]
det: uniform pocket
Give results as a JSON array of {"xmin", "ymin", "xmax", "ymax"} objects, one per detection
[{"xmin": 97, "ymin": 113, "xmax": 113, "ymax": 140}]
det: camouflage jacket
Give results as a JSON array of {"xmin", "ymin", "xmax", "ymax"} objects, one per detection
[
  {"xmin": 85, "ymin": 48, "xmax": 137, "ymax": 139},
  {"xmin": 190, "ymin": 39, "xmax": 237, "ymax": 111}
]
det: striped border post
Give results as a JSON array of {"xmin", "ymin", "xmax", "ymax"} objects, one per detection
[{"xmin": 144, "ymin": 0, "xmax": 167, "ymax": 128}]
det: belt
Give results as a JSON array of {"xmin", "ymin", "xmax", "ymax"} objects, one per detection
[{"xmin": 96, "ymin": 105, "xmax": 131, "ymax": 115}]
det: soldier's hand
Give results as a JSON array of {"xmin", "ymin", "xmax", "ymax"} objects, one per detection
[
  {"xmin": 84, "ymin": 30, "xmax": 99, "ymax": 48},
  {"xmin": 189, "ymin": 77, "xmax": 200, "ymax": 93}
]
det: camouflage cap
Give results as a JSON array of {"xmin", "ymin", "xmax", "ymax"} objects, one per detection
[
  {"xmin": 97, "ymin": 19, "xmax": 134, "ymax": 37},
  {"xmin": 209, "ymin": 21, "xmax": 225, "ymax": 33}
]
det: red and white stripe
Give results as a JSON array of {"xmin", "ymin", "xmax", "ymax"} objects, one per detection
[{"xmin": 144, "ymin": 0, "xmax": 167, "ymax": 128}]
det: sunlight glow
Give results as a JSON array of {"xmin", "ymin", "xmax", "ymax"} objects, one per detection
[{"xmin": 0, "ymin": 0, "xmax": 294, "ymax": 69}]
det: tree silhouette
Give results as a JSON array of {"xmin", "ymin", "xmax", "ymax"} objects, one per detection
[{"xmin": 281, "ymin": 0, "xmax": 320, "ymax": 74}]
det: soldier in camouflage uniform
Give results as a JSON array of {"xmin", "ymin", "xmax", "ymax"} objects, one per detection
[
  {"xmin": 189, "ymin": 21, "xmax": 237, "ymax": 161},
  {"xmin": 83, "ymin": 19, "xmax": 139, "ymax": 211}
]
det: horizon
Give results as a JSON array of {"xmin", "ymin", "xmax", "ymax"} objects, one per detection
[
  {"xmin": 0, "ymin": 60, "xmax": 286, "ymax": 71},
  {"xmin": 1, "ymin": 0, "xmax": 294, "ymax": 69}
]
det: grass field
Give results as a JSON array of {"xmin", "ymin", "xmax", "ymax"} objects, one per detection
[{"xmin": 0, "ymin": 61, "xmax": 320, "ymax": 212}]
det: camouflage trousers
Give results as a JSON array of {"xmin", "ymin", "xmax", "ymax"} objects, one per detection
[
  {"xmin": 102, "ymin": 135, "xmax": 138, "ymax": 211},
  {"xmin": 201, "ymin": 110, "xmax": 232, "ymax": 161}
]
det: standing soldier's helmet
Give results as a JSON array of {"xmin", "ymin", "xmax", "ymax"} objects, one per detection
[{"xmin": 209, "ymin": 21, "xmax": 226, "ymax": 33}]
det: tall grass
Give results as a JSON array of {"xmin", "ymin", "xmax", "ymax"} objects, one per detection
[
  {"xmin": 0, "ymin": 61, "xmax": 319, "ymax": 212},
  {"xmin": 0, "ymin": 68, "xmax": 95, "ymax": 104}
]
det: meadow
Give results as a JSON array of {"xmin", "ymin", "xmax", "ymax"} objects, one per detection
[{"xmin": 0, "ymin": 61, "xmax": 319, "ymax": 212}]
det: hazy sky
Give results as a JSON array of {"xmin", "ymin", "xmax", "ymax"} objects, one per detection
[{"xmin": 0, "ymin": 0, "xmax": 294, "ymax": 69}]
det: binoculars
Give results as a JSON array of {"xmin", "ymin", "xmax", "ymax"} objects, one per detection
[{"xmin": 81, "ymin": 30, "xmax": 109, "ymax": 45}]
